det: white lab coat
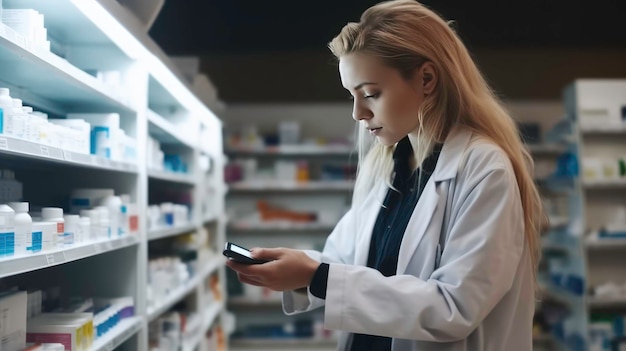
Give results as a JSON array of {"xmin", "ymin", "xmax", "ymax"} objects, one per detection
[{"xmin": 283, "ymin": 127, "xmax": 534, "ymax": 351}]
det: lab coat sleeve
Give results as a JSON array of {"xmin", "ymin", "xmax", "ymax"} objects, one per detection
[
  {"xmin": 283, "ymin": 207, "xmax": 358, "ymax": 314},
  {"xmin": 323, "ymin": 163, "xmax": 525, "ymax": 341}
]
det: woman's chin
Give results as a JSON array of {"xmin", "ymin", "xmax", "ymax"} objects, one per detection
[{"xmin": 376, "ymin": 135, "xmax": 400, "ymax": 147}]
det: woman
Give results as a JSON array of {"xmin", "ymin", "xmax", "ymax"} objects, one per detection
[{"xmin": 226, "ymin": 1, "xmax": 543, "ymax": 350}]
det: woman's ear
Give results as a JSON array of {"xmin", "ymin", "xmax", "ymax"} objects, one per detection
[{"xmin": 419, "ymin": 62, "xmax": 437, "ymax": 96}]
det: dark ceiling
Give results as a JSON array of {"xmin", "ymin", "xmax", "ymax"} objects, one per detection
[
  {"xmin": 148, "ymin": 1, "xmax": 626, "ymax": 103},
  {"xmin": 151, "ymin": 0, "xmax": 626, "ymax": 54}
]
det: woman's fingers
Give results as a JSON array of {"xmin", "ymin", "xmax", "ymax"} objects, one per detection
[
  {"xmin": 250, "ymin": 247, "xmax": 284, "ymax": 260},
  {"xmin": 238, "ymin": 272, "xmax": 264, "ymax": 286}
]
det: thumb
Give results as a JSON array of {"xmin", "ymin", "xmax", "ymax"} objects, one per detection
[{"xmin": 250, "ymin": 247, "xmax": 284, "ymax": 260}]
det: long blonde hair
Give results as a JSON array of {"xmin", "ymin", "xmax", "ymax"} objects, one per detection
[{"xmin": 329, "ymin": 0, "xmax": 543, "ymax": 276}]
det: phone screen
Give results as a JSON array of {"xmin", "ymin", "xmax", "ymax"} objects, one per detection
[{"xmin": 230, "ymin": 244, "xmax": 253, "ymax": 258}]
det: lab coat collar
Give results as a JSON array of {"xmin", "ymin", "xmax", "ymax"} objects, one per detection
[
  {"xmin": 396, "ymin": 127, "xmax": 473, "ymax": 273},
  {"xmin": 432, "ymin": 126, "xmax": 473, "ymax": 182},
  {"xmin": 354, "ymin": 127, "xmax": 473, "ymax": 268}
]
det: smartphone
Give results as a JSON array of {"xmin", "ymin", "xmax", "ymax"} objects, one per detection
[{"xmin": 223, "ymin": 242, "xmax": 269, "ymax": 264}]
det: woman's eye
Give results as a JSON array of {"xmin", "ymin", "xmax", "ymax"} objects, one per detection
[{"xmin": 364, "ymin": 92, "xmax": 380, "ymax": 99}]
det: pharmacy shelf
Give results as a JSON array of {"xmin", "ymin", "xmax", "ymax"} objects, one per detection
[
  {"xmin": 203, "ymin": 212, "xmax": 220, "ymax": 223},
  {"xmin": 580, "ymin": 126, "xmax": 626, "ymax": 135},
  {"xmin": 583, "ymin": 178, "xmax": 626, "ymax": 189},
  {"xmin": 229, "ymin": 180, "xmax": 354, "ymax": 192},
  {"xmin": 0, "ymin": 135, "xmax": 137, "ymax": 173},
  {"xmin": 202, "ymin": 300, "xmax": 225, "ymax": 332},
  {"xmin": 147, "ymin": 255, "xmax": 224, "ymax": 321},
  {"xmin": 585, "ymin": 236, "xmax": 626, "ymax": 250},
  {"xmin": 229, "ymin": 220, "xmax": 335, "ymax": 232},
  {"xmin": 527, "ymin": 143, "xmax": 567, "ymax": 155},
  {"xmin": 0, "ymin": 235, "xmax": 138, "ymax": 279},
  {"xmin": 92, "ymin": 316, "xmax": 142, "ymax": 351},
  {"xmin": 182, "ymin": 301, "xmax": 225, "ymax": 351},
  {"xmin": 147, "ymin": 223, "xmax": 197, "ymax": 241},
  {"xmin": 230, "ymin": 338, "xmax": 337, "ymax": 351},
  {"xmin": 0, "ymin": 22, "xmax": 134, "ymax": 115},
  {"xmin": 3, "ymin": 0, "xmax": 130, "ymax": 56},
  {"xmin": 147, "ymin": 109, "xmax": 196, "ymax": 149},
  {"xmin": 548, "ymin": 216, "xmax": 569, "ymax": 229},
  {"xmin": 587, "ymin": 296, "xmax": 626, "ymax": 309},
  {"xmin": 148, "ymin": 169, "xmax": 196, "ymax": 185},
  {"xmin": 539, "ymin": 280, "xmax": 581, "ymax": 307},
  {"xmin": 226, "ymin": 144, "xmax": 353, "ymax": 156}
]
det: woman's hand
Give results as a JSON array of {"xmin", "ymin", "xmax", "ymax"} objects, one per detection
[{"xmin": 225, "ymin": 247, "xmax": 320, "ymax": 291}]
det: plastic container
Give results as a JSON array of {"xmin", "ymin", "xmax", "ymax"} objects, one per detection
[
  {"xmin": 80, "ymin": 209, "xmax": 98, "ymax": 241},
  {"xmin": 64, "ymin": 214, "xmax": 80, "ymax": 243},
  {"xmin": 66, "ymin": 113, "xmax": 120, "ymax": 159},
  {"xmin": 98, "ymin": 195, "xmax": 121, "ymax": 237},
  {"xmin": 94, "ymin": 206, "xmax": 110, "ymax": 239},
  {"xmin": 0, "ymin": 88, "xmax": 13, "ymax": 135},
  {"xmin": 41, "ymin": 207, "xmax": 66, "ymax": 246},
  {"xmin": 79, "ymin": 216, "xmax": 91, "ymax": 242},
  {"xmin": 0, "ymin": 204, "xmax": 15, "ymax": 257},
  {"xmin": 10, "ymin": 98, "xmax": 24, "ymax": 139},
  {"xmin": 8, "ymin": 202, "xmax": 32, "ymax": 255},
  {"xmin": 70, "ymin": 188, "xmax": 115, "ymax": 214},
  {"xmin": 30, "ymin": 222, "xmax": 48, "ymax": 254}
]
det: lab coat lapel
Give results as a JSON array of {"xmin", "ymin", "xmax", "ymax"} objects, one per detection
[
  {"xmin": 396, "ymin": 127, "xmax": 473, "ymax": 273},
  {"xmin": 354, "ymin": 181, "xmax": 387, "ymax": 266},
  {"xmin": 396, "ymin": 180, "xmax": 439, "ymax": 273}
]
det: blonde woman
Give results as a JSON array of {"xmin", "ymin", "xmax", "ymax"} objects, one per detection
[{"xmin": 226, "ymin": 1, "xmax": 543, "ymax": 350}]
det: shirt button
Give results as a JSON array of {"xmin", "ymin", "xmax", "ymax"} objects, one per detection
[{"xmin": 387, "ymin": 225, "xmax": 391, "ymax": 229}]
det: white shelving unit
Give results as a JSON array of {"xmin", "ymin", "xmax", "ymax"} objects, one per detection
[
  {"xmin": 0, "ymin": 235, "xmax": 139, "ymax": 278},
  {"xmin": 229, "ymin": 180, "xmax": 354, "ymax": 192},
  {"xmin": 226, "ymin": 144, "xmax": 353, "ymax": 156},
  {"xmin": 0, "ymin": 0, "xmax": 227, "ymax": 350},
  {"xmin": 535, "ymin": 79, "xmax": 626, "ymax": 350},
  {"xmin": 147, "ymin": 223, "xmax": 198, "ymax": 241},
  {"xmin": 222, "ymin": 104, "xmax": 355, "ymax": 350},
  {"xmin": 147, "ymin": 255, "xmax": 225, "ymax": 322}
]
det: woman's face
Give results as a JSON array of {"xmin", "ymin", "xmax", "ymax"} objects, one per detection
[{"xmin": 339, "ymin": 53, "xmax": 428, "ymax": 146}]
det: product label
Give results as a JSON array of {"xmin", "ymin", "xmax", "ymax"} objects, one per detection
[
  {"xmin": 129, "ymin": 215, "xmax": 139, "ymax": 232},
  {"xmin": 0, "ymin": 231, "xmax": 15, "ymax": 257},
  {"xmin": 64, "ymin": 232, "xmax": 74, "ymax": 245},
  {"xmin": 92, "ymin": 126, "xmax": 111, "ymax": 159},
  {"xmin": 56, "ymin": 222, "xmax": 64, "ymax": 234},
  {"xmin": 0, "ymin": 109, "xmax": 4, "ymax": 134},
  {"xmin": 71, "ymin": 198, "xmax": 90, "ymax": 207},
  {"xmin": 27, "ymin": 332, "xmax": 72, "ymax": 350},
  {"xmin": 28, "ymin": 231, "xmax": 42, "ymax": 253}
]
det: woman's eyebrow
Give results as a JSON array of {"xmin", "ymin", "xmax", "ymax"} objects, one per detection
[{"xmin": 353, "ymin": 82, "xmax": 378, "ymax": 90}]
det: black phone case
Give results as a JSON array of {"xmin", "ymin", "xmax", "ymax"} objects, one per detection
[{"xmin": 223, "ymin": 243, "xmax": 268, "ymax": 264}]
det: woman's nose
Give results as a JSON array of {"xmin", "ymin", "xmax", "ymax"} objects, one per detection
[{"xmin": 352, "ymin": 101, "xmax": 373, "ymax": 121}]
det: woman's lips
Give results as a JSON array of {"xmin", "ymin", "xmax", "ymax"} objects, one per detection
[{"xmin": 368, "ymin": 127, "xmax": 382, "ymax": 135}]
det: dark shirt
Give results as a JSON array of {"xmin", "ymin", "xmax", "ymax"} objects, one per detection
[{"xmin": 309, "ymin": 136, "xmax": 442, "ymax": 351}]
